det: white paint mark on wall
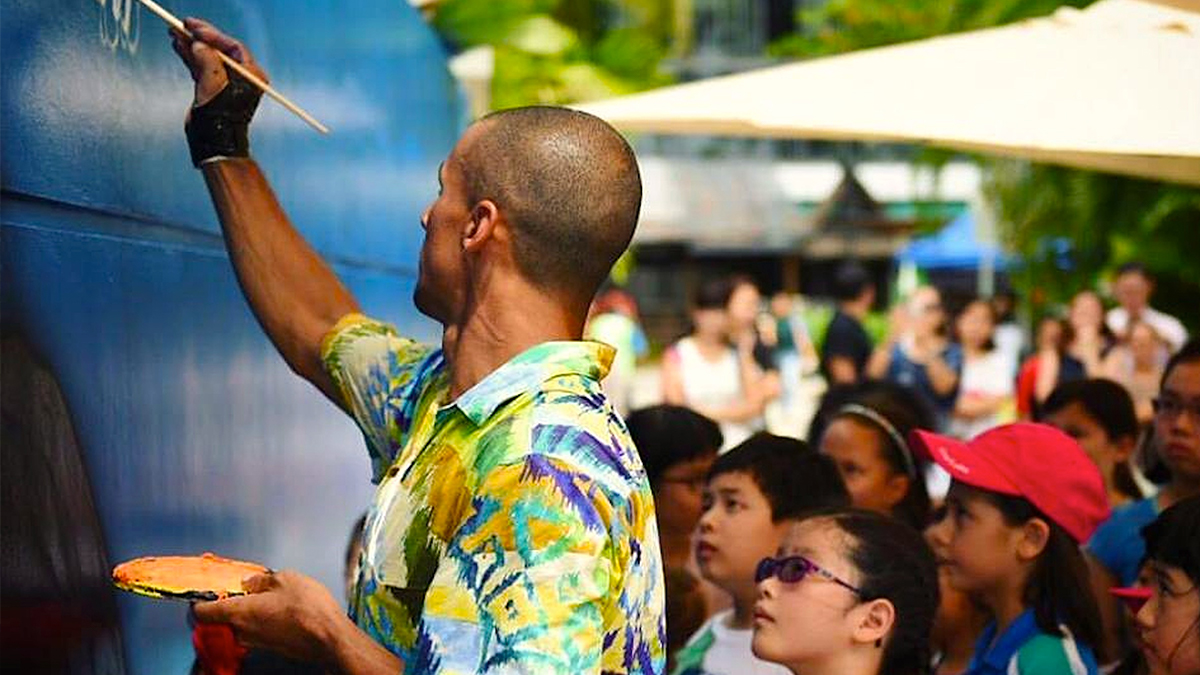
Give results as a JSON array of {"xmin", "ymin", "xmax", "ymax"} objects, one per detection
[{"xmin": 96, "ymin": 0, "xmax": 140, "ymax": 54}]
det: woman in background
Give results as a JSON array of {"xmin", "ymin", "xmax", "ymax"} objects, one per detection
[
  {"xmin": 1016, "ymin": 316, "xmax": 1086, "ymax": 419},
  {"xmin": 1103, "ymin": 320, "xmax": 1169, "ymax": 424},
  {"xmin": 867, "ymin": 286, "xmax": 962, "ymax": 430},
  {"xmin": 950, "ymin": 299, "xmax": 1014, "ymax": 440},
  {"xmin": 1069, "ymin": 290, "xmax": 1117, "ymax": 377},
  {"xmin": 663, "ymin": 278, "xmax": 769, "ymax": 450}
]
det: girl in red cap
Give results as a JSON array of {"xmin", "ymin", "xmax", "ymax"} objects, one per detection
[{"xmin": 911, "ymin": 422, "xmax": 1111, "ymax": 675}]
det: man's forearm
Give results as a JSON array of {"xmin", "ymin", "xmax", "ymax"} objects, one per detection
[
  {"xmin": 202, "ymin": 158, "xmax": 359, "ymax": 400},
  {"xmin": 325, "ymin": 613, "xmax": 404, "ymax": 675}
]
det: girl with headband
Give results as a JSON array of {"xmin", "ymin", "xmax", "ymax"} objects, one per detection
[{"xmin": 818, "ymin": 385, "xmax": 933, "ymax": 530}]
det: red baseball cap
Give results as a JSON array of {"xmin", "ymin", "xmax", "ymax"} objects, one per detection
[{"xmin": 910, "ymin": 422, "xmax": 1110, "ymax": 543}]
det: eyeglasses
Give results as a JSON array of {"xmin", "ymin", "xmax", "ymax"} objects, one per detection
[
  {"xmin": 1152, "ymin": 396, "xmax": 1200, "ymax": 422},
  {"xmin": 754, "ymin": 555, "xmax": 863, "ymax": 595}
]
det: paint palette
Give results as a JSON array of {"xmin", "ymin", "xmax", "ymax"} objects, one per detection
[{"xmin": 113, "ymin": 552, "xmax": 269, "ymax": 601}]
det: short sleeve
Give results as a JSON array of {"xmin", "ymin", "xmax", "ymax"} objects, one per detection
[
  {"xmin": 1015, "ymin": 633, "xmax": 1097, "ymax": 675},
  {"xmin": 319, "ymin": 313, "xmax": 440, "ymax": 482},
  {"xmin": 822, "ymin": 316, "xmax": 854, "ymax": 358},
  {"xmin": 989, "ymin": 354, "xmax": 1016, "ymax": 396},
  {"xmin": 1086, "ymin": 500, "xmax": 1153, "ymax": 586},
  {"xmin": 415, "ymin": 457, "xmax": 614, "ymax": 675}
]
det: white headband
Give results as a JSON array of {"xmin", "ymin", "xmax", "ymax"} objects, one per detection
[{"xmin": 836, "ymin": 403, "xmax": 917, "ymax": 478}]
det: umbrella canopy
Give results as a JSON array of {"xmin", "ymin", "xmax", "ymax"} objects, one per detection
[
  {"xmin": 579, "ymin": 0, "xmax": 1200, "ymax": 186},
  {"xmin": 897, "ymin": 210, "xmax": 1008, "ymax": 270}
]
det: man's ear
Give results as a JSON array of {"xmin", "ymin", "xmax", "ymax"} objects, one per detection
[
  {"xmin": 852, "ymin": 598, "xmax": 896, "ymax": 648},
  {"xmin": 1016, "ymin": 517, "xmax": 1051, "ymax": 561},
  {"xmin": 463, "ymin": 199, "xmax": 499, "ymax": 252}
]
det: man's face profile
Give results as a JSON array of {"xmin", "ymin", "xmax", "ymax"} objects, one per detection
[{"xmin": 414, "ymin": 139, "xmax": 474, "ymax": 324}]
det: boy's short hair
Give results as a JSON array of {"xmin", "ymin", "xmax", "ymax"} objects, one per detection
[
  {"xmin": 708, "ymin": 432, "xmax": 850, "ymax": 521},
  {"xmin": 627, "ymin": 405, "xmax": 722, "ymax": 487},
  {"xmin": 1040, "ymin": 378, "xmax": 1139, "ymax": 442}
]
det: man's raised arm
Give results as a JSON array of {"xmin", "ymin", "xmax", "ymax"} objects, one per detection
[{"xmin": 172, "ymin": 18, "xmax": 358, "ymax": 405}]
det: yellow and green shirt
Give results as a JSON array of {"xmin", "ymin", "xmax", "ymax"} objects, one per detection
[{"xmin": 321, "ymin": 314, "xmax": 666, "ymax": 675}]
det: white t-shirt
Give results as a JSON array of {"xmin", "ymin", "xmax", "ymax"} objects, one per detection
[
  {"xmin": 1107, "ymin": 306, "xmax": 1189, "ymax": 352},
  {"xmin": 948, "ymin": 349, "xmax": 1015, "ymax": 440},
  {"xmin": 674, "ymin": 609, "xmax": 791, "ymax": 675},
  {"xmin": 993, "ymin": 322, "xmax": 1024, "ymax": 377},
  {"xmin": 673, "ymin": 337, "xmax": 761, "ymax": 451}
]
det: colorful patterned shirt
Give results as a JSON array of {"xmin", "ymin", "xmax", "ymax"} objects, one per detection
[{"xmin": 320, "ymin": 314, "xmax": 666, "ymax": 675}]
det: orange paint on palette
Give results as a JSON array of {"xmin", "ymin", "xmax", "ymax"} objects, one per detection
[{"xmin": 113, "ymin": 552, "xmax": 268, "ymax": 601}]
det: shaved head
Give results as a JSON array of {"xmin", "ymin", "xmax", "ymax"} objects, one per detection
[{"xmin": 458, "ymin": 106, "xmax": 641, "ymax": 301}]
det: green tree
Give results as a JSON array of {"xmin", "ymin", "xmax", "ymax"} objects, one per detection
[
  {"xmin": 986, "ymin": 162, "xmax": 1200, "ymax": 326},
  {"xmin": 773, "ymin": 0, "xmax": 1200, "ymax": 330},
  {"xmin": 770, "ymin": 0, "xmax": 1089, "ymax": 58},
  {"xmin": 432, "ymin": 0, "xmax": 674, "ymax": 111}
]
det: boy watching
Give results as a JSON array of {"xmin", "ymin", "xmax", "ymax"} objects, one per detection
[{"xmin": 673, "ymin": 433, "xmax": 851, "ymax": 675}]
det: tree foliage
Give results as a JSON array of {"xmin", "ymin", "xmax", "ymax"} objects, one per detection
[
  {"xmin": 986, "ymin": 162, "xmax": 1200, "ymax": 325},
  {"xmin": 770, "ymin": 0, "xmax": 1089, "ymax": 58},
  {"xmin": 432, "ymin": 0, "xmax": 674, "ymax": 110}
]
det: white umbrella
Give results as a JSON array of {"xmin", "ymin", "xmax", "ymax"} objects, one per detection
[{"xmin": 579, "ymin": 0, "xmax": 1200, "ymax": 186}]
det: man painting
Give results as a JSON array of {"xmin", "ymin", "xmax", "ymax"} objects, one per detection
[{"xmin": 170, "ymin": 19, "xmax": 665, "ymax": 675}]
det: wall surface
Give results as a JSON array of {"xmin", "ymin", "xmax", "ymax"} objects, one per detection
[{"xmin": 1, "ymin": 1, "xmax": 462, "ymax": 672}]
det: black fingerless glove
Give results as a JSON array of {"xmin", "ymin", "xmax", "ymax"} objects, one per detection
[{"xmin": 185, "ymin": 67, "xmax": 263, "ymax": 167}]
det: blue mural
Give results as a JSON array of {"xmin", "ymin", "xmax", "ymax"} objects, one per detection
[{"xmin": 1, "ymin": 1, "xmax": 462, "ymax": 672}]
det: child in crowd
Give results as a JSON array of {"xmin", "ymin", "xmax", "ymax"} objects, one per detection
[
  {"xmin": 627, "ymin": 404, "xmax": 725, "ymax": 664},
  {"xmin": 1040, "ymin": 379, "xmax": 1147, "ymax": 663},
  {"xmin": 911, "ymin": 422, "xmax": 1110, "ymax": 674},
  {"xmin": 925, "ymin": 505, "xmax": 990, "ymax": 675},
  {"xmin": 1130, "ymin": 496, "xmax": 1200, "ymax": 675},
  {"xmin": 750, "ymin": 508, "xmax": 940, "ymax": 675},
  {"xmin": 673, "ymin": 433, "xmax": 850, "ymax": 675},
  {"xmin": 818, "ymin": 385, "xmax": 934, "ymax": 529},
  {"xmin": 627, "ymin": 405, "xmax": 724, "ymax": 571},
  {"xmin": 1041, "ymin": 379, "xmax": 1144, "ymax": 509},
  {"xmin": 1090, "ymin": 340, "xmax": 1200, "ymax": 587}
]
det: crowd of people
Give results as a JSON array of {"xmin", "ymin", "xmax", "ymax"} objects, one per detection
[{"xmin": 603, "ymin": 260, "xmax": 1198, "ymax": 675}]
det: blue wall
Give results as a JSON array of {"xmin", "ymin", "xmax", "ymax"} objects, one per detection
[{"xmin": 2, "ymin": 1, "xmax": 461, "ymax": 672}]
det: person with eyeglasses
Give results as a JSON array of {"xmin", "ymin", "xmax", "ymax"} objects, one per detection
[
  {"xmin": 1090, "ymin": 340, "xmax": 1200, "ymax": 589},
  {"xmin": 750, "ymin": 509, "xmax": 939, "ymax": 675},
  {"xmin": 625, "ymin": 404, "xmax": 725, "ymax": 670}
]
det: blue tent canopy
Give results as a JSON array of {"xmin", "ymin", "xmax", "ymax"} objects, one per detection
[{"xmin": 897, "ymin": 210, "xmax": 1009, "ymax": 270}]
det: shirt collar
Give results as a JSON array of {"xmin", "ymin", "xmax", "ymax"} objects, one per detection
[
  {"xmin": 446, "ymin": 341, "xmax": 615, "ymax": 426},
  {"xmin": 971, "ymin": 609, "xmax": 1040, "ymax": 672}
]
